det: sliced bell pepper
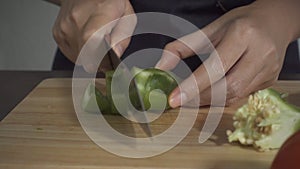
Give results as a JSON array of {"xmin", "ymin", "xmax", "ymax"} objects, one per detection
[
  {"xmin": 227, "ymin": 88, "xmax": 300, "ymax": 151},
  {"xmin": 82, "ymin": 67, "xmax": 180, "ymax": 114}
]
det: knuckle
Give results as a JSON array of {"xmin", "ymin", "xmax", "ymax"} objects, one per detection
[
  {"xmin": 231, "ymin": 18, "xmax": 257, "ymax": 38},
  {"xmin": 218, "ymin": 54, "xmax": 229, "ymax": 72},
  {"xmin": 58, "ymin": 21, "xmax": 69, "ymax": 36},
  {"xmin": 95, "ymin": 1, "xmax": 107, "ymax": 8},
  {"xmin": 52, "ymin": 27, "xmax": 64, "ymax": 44},
  {"xmin": 166, "ymin": 42, "xmax": 185, "ymax": 58},
  {"xmin": 266, "ymin": 45, "xmax": 278, "ymax": 58},
  {"xmin": 98, "ymin": 2, "xmax": 123, "ymax": 18},
  {"xmin": 227, "ymin": 79, "xmax": 244, "ymax": 98},
  {"xmin": 263, "ymin": 41, "xmax": 277, "ymax": 54},
  {"xmin": 94, "ymin": 1, "xmax": 104, "ymax": 9},
  {"xmin": 226, "ymin": 97, "xmax": 238, "ymax": 106},
  {"xmin": 208, "ymin": 53, "xmax": 227, "ymax": 77},
  {"xmin": 243, "ymin": 26, "xmax": 256, "ymax": 38},
  {"xmin": 165, "ymin": 43, "xmax": 177, "ymax": 52},
  {"xmin": 69, "ymin": 8, "xmax": 81, "ymax": 27}
]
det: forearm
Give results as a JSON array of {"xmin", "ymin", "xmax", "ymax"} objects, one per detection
[
  {"xmin": 252, "ymin": 0, "xmax": 300, "ymax": 42},
  {"xmin": 44, "ymin": 0, "xmax": 61, "ymax": 6}
]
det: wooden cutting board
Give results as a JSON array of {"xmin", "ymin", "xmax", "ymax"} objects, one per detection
[{"xmin": 0, "ymin": 78, "xmax": 300, "ymax": 169}]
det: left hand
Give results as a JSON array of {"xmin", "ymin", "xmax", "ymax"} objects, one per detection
[{"xmin": 156, "ymin": 2, "xmax": 293, "ymax": 107}]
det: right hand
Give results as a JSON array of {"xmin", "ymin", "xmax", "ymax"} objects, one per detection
[{"xmin": 52, "ymin": 0, "xmax": 137, "ymax": 72}]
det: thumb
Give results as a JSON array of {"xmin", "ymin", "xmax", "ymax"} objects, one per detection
[{"xmin": 169, "ymin": 74, "xmax": 200, "ymax": 108}]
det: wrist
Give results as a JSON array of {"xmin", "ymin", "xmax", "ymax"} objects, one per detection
[{"xmin": 250, "ymin": 0, "xmax": 300, "ymax": 43}]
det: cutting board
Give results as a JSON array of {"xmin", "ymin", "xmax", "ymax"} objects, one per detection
[{"xmin": 1, "ymin": 78, "xmax": 300, "ymax": 169}]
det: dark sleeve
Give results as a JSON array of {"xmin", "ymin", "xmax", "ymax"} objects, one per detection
[
  {"xmin": 52, "ymin": 0, "xmax": 300, "ymax": 74},
  {"xmin": 52, "ymin": 49, "xmax": 75, "ymax": 70},
  {"xmin": 216, "ymin": 0, "xmax": 254, "ymax": 12}
]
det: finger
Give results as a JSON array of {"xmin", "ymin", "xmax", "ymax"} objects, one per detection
[
  {"xmin": 198, "ymin": 77, "xmax": 228, "ymax": 106},
  {"xmin": 168, "ymin": 30, "xmax": 247, "ymax": 108},
  {"xmin": 242, "ymin": 67, "xmax": 278, "ymax": 97},
  {"xmin": 56, "ymin": 20, "xmax": 80, "ymax": 62},
  {"xmin": 110, "ymin": 2, "xmax": 137, "ymax": 57},
  {"xmin": 80, "ymin": 0, "xmax": 126, "ymax": 46},
  {"xmin": 225, "ymin": 52, "xmax": 265, "ymax": 99},
  {"xmin": 65, "ymin": 3, "xmax": 94, "ymax": 55},
  {"xmin": 53, "ymin": 23, "xmax": 77, "ymax": 64},
  {"xmin": 67, "ymin": 2, "xmax": 94, "ymax": 30},
  {"xmin": 229, "ymin": 43, "xmax": 282, "ymax": 103},
  {"xmin": 58, "ymin": 41, "xmax": 75, "ymax": 62},
  {"xmin": 226, "ymin": 78, "xmax": 275, "ymax": 106},
  {"xmin": 225, "ymin": 55, "xmax": 280, "ymax": 106},
  {"xmin": 155, "ymin": 31, "xmax": 215, "ymax": 70},
  {"xmin": 199, "ymin": 50, "xmax": 265, "ymax": 106},
  {"xmin": 80, "ymin": 10, "xmax": 122, "ymax": 72},
  {"xmin": 53, "ymin": 4, "xmax": 88, "ymax": 65},
  {"xmin": 155, "ymin": 16, "xmax": 228, "ymax": 71}
]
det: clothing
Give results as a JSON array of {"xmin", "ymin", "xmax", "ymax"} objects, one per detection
[{"xmin": 52, "ymin": 0, "xmax": 300, "ymax": 73}]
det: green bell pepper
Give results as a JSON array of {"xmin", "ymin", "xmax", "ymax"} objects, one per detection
[
  {"xmin": 82, "ymin": 67, "xmax": 180, "ymax": 114},
  {"xmin": 227, "ymin": 88, "xmax": 300, "ymax": 151}
]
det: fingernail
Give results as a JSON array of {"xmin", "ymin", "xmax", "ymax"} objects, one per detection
[
  {"xmin": 155, "ymin": 59, "xmax": 163, "ymax": 69},
  {"xmin": 169, "ymin": 91, "xmax": 188, "ymax": 108},
  {"xmin": 113, "ymin": 45, "xmax": 123, "ymax": 58},
  {"xmin": 155, "ymin": 58, "xmax": 168, "ymax": 69}
]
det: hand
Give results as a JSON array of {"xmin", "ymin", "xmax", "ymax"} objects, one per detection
[
  {"xmin": 156, "ymin": 1, "xmax": 297, "ymax": 107},
  {"xmin": 52, "ymin": 0, "xmax": 137, "ymax": 72}
]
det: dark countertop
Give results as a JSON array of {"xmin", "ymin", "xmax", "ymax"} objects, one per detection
[
  {"xmin": 0, "ymin": 71, "xmax": 73, "ymax": 121},
  {"xmin": 0, "ymin": 71, "xmax": 299, "ymax": 121}
]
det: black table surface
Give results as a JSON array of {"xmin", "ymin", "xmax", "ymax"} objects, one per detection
[{"xmin": 0, "ymin": 70, "xmax": 300, "ymax": 121}]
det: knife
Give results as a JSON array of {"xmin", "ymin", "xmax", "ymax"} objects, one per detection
[{"xmin": 99, "ymin": 38, "xmax": 153, "ymax": 137}]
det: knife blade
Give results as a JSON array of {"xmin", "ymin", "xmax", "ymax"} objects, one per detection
[{"xmin": 99, "ymin": 39, "xmax": 153, "ymax": 137}]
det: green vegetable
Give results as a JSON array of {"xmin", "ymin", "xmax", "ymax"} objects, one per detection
[
  {"xmin": 82, "ymin": 67, "xmax": 180, "ymax": 114},
  {"xmin": 132, "ymin": 67, "xmax": 179, "ymax": 110},
  {"xmin": 82, "ymin": 83, "xmax": 110, "ymax": 113},
  {"xmin": 227, "ymin": 88, "xmax": 300, "ymax": 151}
]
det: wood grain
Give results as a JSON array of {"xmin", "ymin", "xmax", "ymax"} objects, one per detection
[{"xmin": 0, "ymin": 79, "xmax": 299, "ymax": 169}]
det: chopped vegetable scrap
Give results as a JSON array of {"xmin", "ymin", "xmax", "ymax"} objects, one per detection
[{"xmin": 227, "ymin": 89, "xmax": 300, "ymax": 151}]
